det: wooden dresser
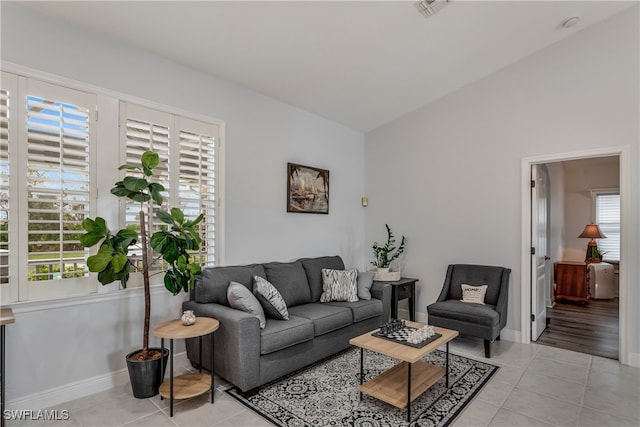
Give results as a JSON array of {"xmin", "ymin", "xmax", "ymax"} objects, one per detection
[{"xmin": 554, "ymin": 261, "xmax": 590, "ymax": 303}]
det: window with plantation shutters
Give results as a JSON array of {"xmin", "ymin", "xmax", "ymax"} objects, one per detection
[
  {"xmin": 26, "ymin": 93, "xmax": 92, "ymax": 279},
  {"xmin": 595, "ymin": 192, "xmax": 620, "ymax": 261},
  {"xmin": 177, "ymin": 119, "xmax": 217, "ymax": 267},
  {"xmin": 121, "ymin": 103, "xmax": 218, "ymax": 272},
  {"xmin": 1, "ymin": 68, "xmax": 222, "ymax": 303},
  {"xmin": 120, "ymin": 104, "xmax": 172, "ymax": 271},
  {"xmin": 2, "ymin": 73, "xmax": 97, "ymax": 302},
  {"xmin": 0, "ymin": 83, "xmax": 11, "ymax": 292}
]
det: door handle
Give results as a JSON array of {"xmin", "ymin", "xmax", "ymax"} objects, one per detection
[{"xmin": 544, "ymin": 256, "xmax": 551, "ymax": 261}]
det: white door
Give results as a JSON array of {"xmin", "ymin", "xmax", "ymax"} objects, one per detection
[{"xmin": 531, "ymin": 164, "xmax": 550, "ymax": 340}]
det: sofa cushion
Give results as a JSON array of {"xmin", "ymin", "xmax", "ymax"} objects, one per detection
[
  {"xmin": 227, "ymin": 281, "xmax": 266, "ymax": 328},
  {"xmin": 323, "ymin": 299, "xmax": 383, "ymax": 323},
  {"xmin": 298, "ymin": 256, "xmax": 345, "ymax": 302},
  {"xmin": 263, "ymin": 261, "xmax": 312, "ymax": 307},
  {"xmin": 427, "ymin": 300, "xmax": 499, "ymax": 327},
  {"xmin": 260, "ymin": 316, "xmax": 314, "ymax": 355},
  {"xmin": 356, "ymin": 271, "xmax": 375, "ymax": 300},
  {"xmin": 196, "ymin": 264, "xmax": 266, "ymax": 305},
  {"xmin": 254, "ymin": 276, "xmax": 289, "ymax": 320},
  {"xmin": 320, "ymin": 268, "xmax": 358, "ymax": 303},
  {"xmin": 287, "ymin": 303, "xmax": 353, "ymax": 337}
]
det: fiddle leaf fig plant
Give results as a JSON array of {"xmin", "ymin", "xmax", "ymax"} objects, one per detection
[
  {"xmin": 80, "ymin": 150, "xmax": 203, "ymax": 360},
  {"xmin": 371, "ymin": 224, "xmax": 407, "ymax": 269}
]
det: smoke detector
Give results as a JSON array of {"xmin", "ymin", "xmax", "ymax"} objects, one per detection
[{"xmin": 415, "ymin": 0, "xmax": 449, "ymax": 18}]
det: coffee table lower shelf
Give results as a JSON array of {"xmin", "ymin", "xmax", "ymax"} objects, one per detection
[
  {"xmin": 358, "ymin": 361, "xmax": 445, "ymax": 408},
  {"xmin": 159, "ymin": 373, "xmax": 212, "ymax": 400}
]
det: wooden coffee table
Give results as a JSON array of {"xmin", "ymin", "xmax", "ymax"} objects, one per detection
[{"xmin": 349, "ymin": 322, "xmax": 458, "ymax": 422}]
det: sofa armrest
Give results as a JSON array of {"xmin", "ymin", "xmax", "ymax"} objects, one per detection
[
  {"xmin": 370, "ymin": 281, "xmax": 391, "ymax": 322},
  {"xmin": 182, "ymin": 300, "xmax": 261, "ymax": 391}
]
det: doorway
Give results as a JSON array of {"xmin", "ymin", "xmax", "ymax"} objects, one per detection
[
  {"xmin": 535, "ymin": 157, "xmax": 620, "ymax": 359},
  {"xmin": 520, "ymin": 147, "xmax": 630, "ymax": 365}
]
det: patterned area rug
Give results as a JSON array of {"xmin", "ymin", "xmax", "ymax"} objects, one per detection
[{"xmin": 226, "ymin": 347, "xmax": 498, "ymax": 426}]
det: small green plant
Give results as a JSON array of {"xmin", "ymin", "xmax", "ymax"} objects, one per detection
[
  {"xmin": 371, "ymin": 224, "xmax": 406, "ymax": 268},
  {"xmin": 592, "ymin": 247, "xmax": 608, "ymax": 260},
  {"xmin": 81, "ymin": 151, "xmax": 203, "ymax": 360}
]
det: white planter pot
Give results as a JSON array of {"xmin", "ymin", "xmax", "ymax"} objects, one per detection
[{"xmin": 372, "ymin": 267, "xmax": 401, "ymax": 281}]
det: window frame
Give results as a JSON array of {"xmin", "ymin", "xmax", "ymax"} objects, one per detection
[{"xmin": 1, "ymin": 63, "xmax": 225, "ymax": 305}]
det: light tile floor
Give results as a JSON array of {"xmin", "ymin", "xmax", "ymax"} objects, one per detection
[{"xmin": 13, "ymin": 338, "xmax": 640, "ymax": 427}]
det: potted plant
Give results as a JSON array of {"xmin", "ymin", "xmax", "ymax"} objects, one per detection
[
  {"xmin": 81, "ymin": 151, "xmax": 203, "ymax": 398},
  {"xmin": 371, "ymin": 224, "xmax": 406, "ymax": 281}
]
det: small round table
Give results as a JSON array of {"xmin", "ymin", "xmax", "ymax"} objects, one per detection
[{"xmin": 153, "ymin": 316, "xmax": 219, "ymax": 417}]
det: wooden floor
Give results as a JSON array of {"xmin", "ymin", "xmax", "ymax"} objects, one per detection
[{"xmin": 536, "ymin": 297, "xmax": 619, "ymax": 360}]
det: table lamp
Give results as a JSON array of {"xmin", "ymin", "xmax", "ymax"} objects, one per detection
[{"xmin": 578, "ymin": 223, "xmax": 606, "ymax": 260}]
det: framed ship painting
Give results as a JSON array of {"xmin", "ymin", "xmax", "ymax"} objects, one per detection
[{"xmin": 287, "ymin": 163, "xmax": 329, "ymax": 214}]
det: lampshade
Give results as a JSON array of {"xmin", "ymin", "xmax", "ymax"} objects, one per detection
[{"xmin": 578, "ymin": 224, "xmax": 606, "ymax": 239}]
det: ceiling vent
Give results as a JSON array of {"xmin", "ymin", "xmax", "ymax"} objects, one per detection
[{"xmin": 415, "ymin": 0, "xmax": 449, "ymax": 18}]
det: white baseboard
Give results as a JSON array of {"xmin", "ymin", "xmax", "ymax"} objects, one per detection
[
  {"xmin": 7, "ymin": 352, "xmax": 191, "ymax": 411},
  {"xmin": 628, "ymin": 352, "xmax": 640, "ymax": 368}
]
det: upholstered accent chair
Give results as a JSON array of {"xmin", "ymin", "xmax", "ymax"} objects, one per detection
[{"xmin": 427, "ymin": 264, "xmax": 511, "ymax": 358}]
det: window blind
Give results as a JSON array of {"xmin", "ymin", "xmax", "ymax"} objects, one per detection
[
  {"xmin": 595, "ymin": 193, "xmax": 620, "ymax": 261},
  {"xmin": 26, "ymin": 95, "xmax": 91, "ymax": 281},
  {"xmin": 177, "ymin": 123, "xmax": 216, "ymax": 267},
  {"xmin": 121, "ymin": 103, "xmax": 218, "ymax": 272},
  {"xmin": 0, "ymin": 88, "xmax": 10, "ymax": 285}
]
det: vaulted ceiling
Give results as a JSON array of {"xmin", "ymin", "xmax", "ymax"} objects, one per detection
[{"xmin": 17, "ymin": 1, "xmax": 636, "ymax": 132}]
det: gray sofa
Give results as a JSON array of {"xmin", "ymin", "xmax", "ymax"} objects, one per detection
[{"xmin": 182, "ymin": 255, "xmax": 391, "ymax": 391}]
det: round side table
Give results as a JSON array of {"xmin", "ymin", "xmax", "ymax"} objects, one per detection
[{"xmin": 153, "ymin": 316, "xmax": 219, "ymax": 417}]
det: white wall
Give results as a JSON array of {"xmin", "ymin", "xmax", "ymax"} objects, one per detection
[
  {"xmin": 365, "ymin": 6, "xmax": 639, "ymax": 360},
  {"xmin": 1, "ymin": 3, "xmax": 366, "ymax": 404}
]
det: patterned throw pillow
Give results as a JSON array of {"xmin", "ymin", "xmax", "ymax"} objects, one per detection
[
  {"xmin": 253, "ymin": 276, "xmax": 289, "ymax": 320},
  {"xmin": 460, "ymin": 284, "xmax": 488, "ymax": 305},
  {"xmin": 320, "ymin": 269, "xmax": 358, "ymax": 303},
  {"xmin": 227, "ymin": 281, "xmax": 267, "ymax": 328}
]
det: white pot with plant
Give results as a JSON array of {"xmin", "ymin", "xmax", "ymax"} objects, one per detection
[{"xmin": 371, "ymin": 224, "xmax": 406, "ymax": 281}]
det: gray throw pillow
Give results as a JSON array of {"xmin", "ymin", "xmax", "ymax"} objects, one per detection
[
  {"xmin": 356, "ymin": 271, "xmax": 375, "ymax": 300},
  {"xmin": 227, "ymin": 281, "xmax": 266, "ymax": 328},
  {"xmin": 253, "ymin": 276, "xmax": 289, "ymax": 320}
]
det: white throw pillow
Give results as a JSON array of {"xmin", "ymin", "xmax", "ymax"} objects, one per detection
[
  {"xmin": 320, "ymin": 269, "xmax": 358, "ymax": 303},
  {"xmin": 460, "ymin": 284, "xmax": 488, "ymax": 305}
]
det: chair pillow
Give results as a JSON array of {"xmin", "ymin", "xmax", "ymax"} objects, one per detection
[
  {"xmin": 356, "ymin": 271, "xmax": 375, "ymax": 300},
  {"xmin": 253, "ymin": 276, "xmax": 289, "ymax": 320},
  {"xmin": 320, "ymin": 268, "xmax": 358, "ymax": 303},
  {"xmin": 227, "ymin": 281, "xmax": 266, "ymax": 329},
  {"xmin": 460, "ymin": 284, "xmax": 488, "ymax": 305}
]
